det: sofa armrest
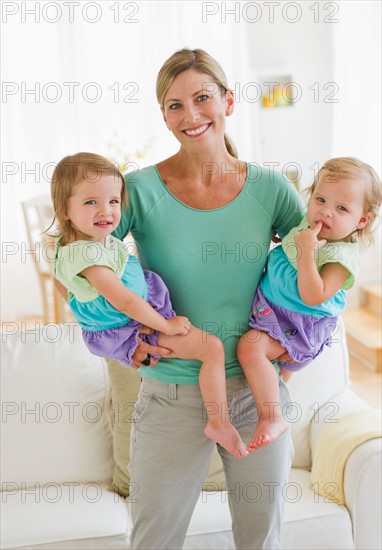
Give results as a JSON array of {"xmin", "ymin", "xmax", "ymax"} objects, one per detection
[
  {"xmin": 344, "ymin": 438, "xmax": 382, "ymax": 550},
  {"xmin": 310, "ymin": 388, "xmax": 370, "ymax": 451},
  {"xmin": 310, "ymin": 389, "xmax": 382, "ymax": 550}
]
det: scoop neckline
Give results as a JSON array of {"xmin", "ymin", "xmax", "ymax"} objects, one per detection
[{"xmin": 153, "ymin": 163, "xmax": 250, "ymax": 213}]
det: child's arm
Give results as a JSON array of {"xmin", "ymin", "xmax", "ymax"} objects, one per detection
[
  {"xmin": 295, "ymin": 222, "xmax": 350, "ymax": 306},
  {"xmin": 54, "ymin": 278, "xmax": 69, "ymax": 302},
  {"xmin": 81, "ymin": 265, "xmax": 190, "ymax": 336}
]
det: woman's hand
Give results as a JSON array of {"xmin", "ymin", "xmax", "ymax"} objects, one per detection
[{"xmin": 131, "ymin": 326, "xmax": 174, "ymax": 369}]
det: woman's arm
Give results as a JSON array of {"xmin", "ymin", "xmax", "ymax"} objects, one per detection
[
  {"xmin": 272, "ymin": 172, "xmax": 305, "ymax": 239},
  {"xmin": 295, "ymin": 222, "xmax": 349, "ymax": 306},
  {"xmin": 81, "ymin": 265, "xmax": 190, "ymax": 336}
]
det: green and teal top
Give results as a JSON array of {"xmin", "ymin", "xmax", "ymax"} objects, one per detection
[
  {"xmin": 53, "ymin": 236, "xmax": 147, "ymax": 331},
  {"xmin": 114, "ymin": 164, "xmax": 304, "ymax": 384},
  {"xmin": 260, "ymin": 215, "xmax": 360, "ymax": 318}
]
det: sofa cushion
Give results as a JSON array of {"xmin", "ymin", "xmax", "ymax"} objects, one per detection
[
  {"xmin": 107, "ymin": 359, "xmax": 226, "ymax": 496},
  {"xmin": 184, "ymin": 469, "xmax": 354, "ymax": 550},
  {"xmin": 1, "ymin": 324, "xmax": 114, "ymax": 486},
  {"xmin": 0, "ymin": 483, "xmax": 130, "ymax": 549},
  {"xmin": 107, "ymin": 359, "xmax": 141, "ymax": 497}
]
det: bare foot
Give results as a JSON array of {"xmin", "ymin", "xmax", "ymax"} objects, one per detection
[
  {"xmin": 205, "ymin": 422, "xmax": 249, "ymax": 458},
  {"xmin": 247, "ymin": 417, "xmax": 288, "ymax": 452}
]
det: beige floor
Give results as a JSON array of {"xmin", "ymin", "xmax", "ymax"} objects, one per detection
[{"xmin": 349, "ymin": 358, "xmax": 382, "ymax": 409}]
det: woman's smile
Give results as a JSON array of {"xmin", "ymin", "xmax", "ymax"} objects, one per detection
[{"xmin": 182, "ymin": 123, "xmax": 211, "ymax": 137}]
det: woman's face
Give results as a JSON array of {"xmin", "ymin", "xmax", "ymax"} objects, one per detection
[{"xmin": 161, "ymin": 69, "xmax": 234, "ymax": 153}]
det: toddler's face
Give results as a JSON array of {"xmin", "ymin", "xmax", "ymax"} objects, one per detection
[
  {"xmin": 307, "ymin": 173, "xmax": 371, "ymax": 242},
  {"xmin": 64, "ymin": 173, "xmax": 122, "ymax": 243}
]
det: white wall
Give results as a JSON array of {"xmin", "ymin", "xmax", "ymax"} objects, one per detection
[
  {"xmin": 1, "ymin": 1, "xmax": 256, "ymax": 322},
  {"xmin": 1, "ymin": 1, "xmax": 380, "ymax": 321},
  {"xmin": 245, "ymin": 1, "xmax": 334, "ymax": 187},
  {"xmin": 331, "ymin": 1, "xmax": 382, "ymax": 304}
]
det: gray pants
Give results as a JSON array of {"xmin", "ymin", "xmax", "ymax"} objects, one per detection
[{"xmin": 129, "ymin": 376, "xmax": 294, "ymax": 550}]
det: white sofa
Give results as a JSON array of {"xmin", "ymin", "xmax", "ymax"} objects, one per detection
[{"xmin": 1, "ymin": 320, "xmax": 381, "ymax": 550}]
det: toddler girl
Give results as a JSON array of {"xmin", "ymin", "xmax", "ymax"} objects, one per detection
[
  {"xmin": 238, "ymin": 157, "xmax": 382, "ymax": 452},
  {"xmin": 51, "ymin": 152, "xmax": 248, "ymax": 457}
]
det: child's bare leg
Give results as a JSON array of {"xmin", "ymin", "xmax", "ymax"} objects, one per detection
[
  {"xmin": 280, "ymin": 368, "xmax": 293, "ymax": 383},
  {"xmin": 158, "ymin": 328, "xmax": 248, "ymax": 458},
  {"xmin": 237, "ymin": 329, "xmax": 289, "ymax": 451}
]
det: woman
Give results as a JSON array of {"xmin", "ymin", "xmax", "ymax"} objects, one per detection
[{"xmin": 114, "ymin": 48, "xmax": 303, "ymax": 549}]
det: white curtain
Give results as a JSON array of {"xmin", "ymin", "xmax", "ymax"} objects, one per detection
[
  {"xmin": 332, "ymin": 1, "xmax": 381, "ymax": 168},
  {"xmin": 331, "ymin": 0, "xmax": 381, "ymax": 297},
  {"xmin": 1, "ymin": 1, "xmax": 258, "ymax": 320}
]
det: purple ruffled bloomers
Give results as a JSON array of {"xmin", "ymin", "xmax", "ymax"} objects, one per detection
[
  {"xmin": 82, "ymin": 270, "xmax": 176, "ymax": 367},
  {"xmin": 248, "ymin": 287, "xmax": 338, "ymax": 372}
]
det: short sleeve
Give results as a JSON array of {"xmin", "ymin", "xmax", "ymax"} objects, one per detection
[
  {"xmin": 113, "ymin": 166, "xmax": 169, "ymax": 241},
  {"xmin": 318, "ymin": 241, "xmax": 360, "ymax": 290},
  {"xmin": 281, "ymin": 219, "xmax": 360, "ymax": 291},
  {"xmin": 53, "ymin": 238, "xmax": 129, "ymax": 302},
  {"xmin": 113, "ymin": 170, "xmax": 140, "ymax": 240},
  {"xmin": 270, "ymin": 171, "xmax": 305, "ymax": 239},
  {"xmin": 55, "ymin": 241, "xmax": 117, "ymax": 284}
]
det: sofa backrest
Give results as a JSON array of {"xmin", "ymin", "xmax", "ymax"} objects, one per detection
[
  {"xmin": 1, "ymin": 324, "xmax": 114, "ymax": 489},
  {"xmin": 1, "ymin": 318, "xmax": 350, "ymax": 486},
  {"xmin": 288, "ymin": 317, "xmax": 350, "ymax": 468}
]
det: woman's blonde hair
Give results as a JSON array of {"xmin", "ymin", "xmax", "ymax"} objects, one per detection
[
  {"xmin": 306, "ymin": 156, "xmax": 382, "ymax": 245},
  {"xmin": 156, "ymin": 48, "xmax": 238, "ymax": 158},
  {"xmin": 49, "ymin": 152, "xmax": 126, "ymax": 245}
]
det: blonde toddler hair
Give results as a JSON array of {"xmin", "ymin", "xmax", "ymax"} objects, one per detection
[
  {"xmin": 306, "ymin": 157, "xmax": 382, "ymax": 246},
  {"xmin": 49, "ymin": 152, "xmax": 126, "ymax": 245}
]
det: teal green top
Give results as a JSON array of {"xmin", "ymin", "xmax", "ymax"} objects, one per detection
[
  {"xmin": 260, "ymin": 215, "xmax": 360, "ymax": 318},
  {"xmin": 53, "ymin": 236, "xmax": 148, "ymax": 331},
  {"xmin": 114, "ymin": 164, "xmax": 303, "ymax": 384}
]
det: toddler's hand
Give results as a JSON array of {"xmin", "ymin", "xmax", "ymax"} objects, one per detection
[
  {"xmin": 164, "ymin": 316, "xmax": 191, "ymax": 336},
  {"xmin": 294, "ymin": 221, "xmax": 326, "ymax": 258}
]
